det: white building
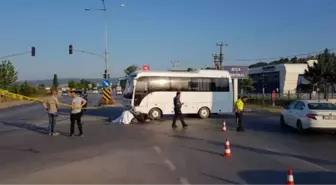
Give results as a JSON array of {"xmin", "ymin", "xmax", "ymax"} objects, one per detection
[{"xmin": 248, "ymin": 60, "xmax": 317, "ymax": 94}]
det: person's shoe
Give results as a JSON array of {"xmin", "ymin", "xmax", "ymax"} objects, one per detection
[
  {"xmin": 52, "ymin": 132, "xmax": 60, "ymax": 136},
  {"xmin": 183, "ymin": 124, "xmax": 188, "ymax": 128},
  {"xmin": 48, "ymin": 133, "xmax": 52, "ymax": 136},
  {"xmin": 79, "ymin": 134, "xmax": 84, "ymax": 137},
  {"xmin": 70, "ymin": 134, "xmax": 74, "ymax": 137},
  {"xmin": 172, "ymin": 125, "xmax": 177, "ymax": 129}
]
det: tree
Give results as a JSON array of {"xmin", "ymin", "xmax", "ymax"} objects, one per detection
[
  {"xmin": 239, "ymin": 78, "xmax": 255, "ymax": 93},
  {"xmin": 68, "ymin": 80, "xmax": 76, "ymax": 89},
  {"xmin": 187, "ymin": 68, "xmax": 194, "ymax": 71},
  {"xmin": 0, "ymin": 60, "xmax": 18, "ymax": 89},
  {"xmin": 19, "ymin": 81, "xmax": 35, "ymax": 96},
  {"xmin": 249, "ymin": 55, "xmax": 309, "ymax": 68},
  {"xmin": 124, "ymin": 65, "xmax": 138, "ymax": 76},
  {"xmin": 201, "ymin": 67, "xmax": 215, "ymax": 69},
  {"xmin": 248, "ymin": 62, "xmax": 268, "ymax": 68},
  {"xmin": 52, "ymin": 74, "xmax": 59, "ymax": 91},
  {"xmin": 303, "ymin": 48, "xmax": 336, "ymax": 98},
  {"xmin": 37, "ymin": 84, "xmax": 45, "ymax": 89}
]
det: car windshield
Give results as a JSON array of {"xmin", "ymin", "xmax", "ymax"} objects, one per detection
[{"xmin": 308, "ymin": 103, "xmax": 336, "ymax": 110}]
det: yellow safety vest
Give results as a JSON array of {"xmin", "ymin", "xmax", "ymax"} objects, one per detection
[{"xmin": 235, "ymin": 99, "xmax": 244, "ymax": 112}]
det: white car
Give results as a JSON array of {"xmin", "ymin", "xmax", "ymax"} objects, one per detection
[{"xmin": 280, "ymin": 100, "xmax": 336, "ymax": 133}]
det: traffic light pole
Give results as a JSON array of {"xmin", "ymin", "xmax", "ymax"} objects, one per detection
[
  {"xmin": 104, "ymin": 20, "xmax": 108, "ymax": 80},
  {"xmin": 0, "ymin": 47, "xmax": 36, "ymax": 60}
]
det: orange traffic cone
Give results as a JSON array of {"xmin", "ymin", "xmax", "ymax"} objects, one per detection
[
  {"xmin": 222, "ymin": 121, "xmax": 227, "ymax": 132},
  {"xmin": 287, "ymin": 169, "xmax": 294, "ymax": 185},
  {"xmin": 224, "ymin": 138, "xmax": 232, "ymax": 157}
]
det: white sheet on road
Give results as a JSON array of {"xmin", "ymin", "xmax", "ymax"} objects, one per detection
[{"xmin": 111, "ymin": 110, "xmax": 134, "ymax": 124}]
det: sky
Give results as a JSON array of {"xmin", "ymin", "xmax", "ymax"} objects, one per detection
[{"xmin": 1, "ymin": 0, "xmax": 336, "ymax": 81}]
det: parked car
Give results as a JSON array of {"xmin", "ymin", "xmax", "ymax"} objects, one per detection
[{"xmin": 280, "ymin": 100, "xmax": 336, "ymax": 133}]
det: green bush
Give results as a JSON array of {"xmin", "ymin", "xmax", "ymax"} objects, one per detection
[
  {"xmin": 8, "ymin": 82, "xmax": 47, "ymax": 97},
  {"xmin": 248, "ymin": 98, "xmax": 294, "ymax": 107}
]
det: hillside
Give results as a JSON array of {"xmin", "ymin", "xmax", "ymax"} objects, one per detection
[{"xmin": 21, "ymin": 78, "xmax": 119, "ymax": 86}]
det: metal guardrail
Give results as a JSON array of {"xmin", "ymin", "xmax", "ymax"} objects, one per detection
[{"xmin": 246, "ymin": 92, "xmax": 336, "ymax": 100}]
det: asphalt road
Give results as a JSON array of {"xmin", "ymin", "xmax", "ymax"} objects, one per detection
[
  {"xmin": 0, "ymin": 95, "xmax": 336, "ymax": 184},
  {"xmin": 0, "ymin": 93, "xmax": 108, "ymax": 133}
]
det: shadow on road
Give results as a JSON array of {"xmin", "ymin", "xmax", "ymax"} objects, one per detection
[
  {"xmin": 238, "ymin": 170, "xmax": 336, "ymax": 184},
  {"xmin": 182, "ymin": 145, "xmax": 223, "ymax": 157},
  {"xmin": 1, "ymin": 121, "xmax": 48, "ymax": 135},
  {"xmin": 84, "ymin": 107, "xmax": 124, "ymax": 120},
  {"xmin": 0, "ymin": 117, "xmax": 70, "ymax": 135},
  {"xmin": 200, "ymin": 172, "xmax": 242, "ymax": 184},
  {"xmin": 171, "ymin": 133, "xmax": 336, "ymax": 166},
  {"xmin": 208, "ymin": 140, "xmax": 336, "ymax": 166}
]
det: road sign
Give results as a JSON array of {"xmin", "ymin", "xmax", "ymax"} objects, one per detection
[
  {"xmin": 223, "ymin": 66, "xmax": 249, "ymax": 79},
  {"xmin": 102, "ymin": 79, "xmax": 110, "ymax": 88},
  {"xmin": 143, "ymin": 64, "xmax": 150, "ymax": 71}
]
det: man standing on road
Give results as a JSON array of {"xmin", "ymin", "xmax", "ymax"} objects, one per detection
[
  {"xmin": 172, "ymin": 91, "xmax": 188, "ymax": 128},
  {"xmin": 235, "ymin": 96, "xmax": 248, "ymax": 132},
  {"xmin": 70, "ymin": 91, "xmax": 87, "ymax": 137},
  {"xmin": 43, "ymin": 90, "xmax": 60, "ymax": 136}
]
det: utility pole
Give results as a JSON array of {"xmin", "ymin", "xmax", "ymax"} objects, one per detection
[
  {"xmin": 212, "ymin": 54, "xmax": 219, "ymax": 69},
  {"xmin": 85, "ymin": 1, "xmax": 125, "ymax": 80},
  {"xmin": 171, "ymin": 61, "xmax": 179, "ymax": 70},
  {"xmin": 216, "ymin": 42, "xmax": 228, "ymax": 70}
]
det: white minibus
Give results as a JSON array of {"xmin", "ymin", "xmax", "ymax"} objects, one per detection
[{"xmin": 123, "ymin": 70, "xmax": 233, "ymax": 119}]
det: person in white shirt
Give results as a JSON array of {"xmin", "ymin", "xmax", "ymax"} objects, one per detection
[{"xmin": 70, "ymin": 90, "xmax": 87, "ymax": 137}]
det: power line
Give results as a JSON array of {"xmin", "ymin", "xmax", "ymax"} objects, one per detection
[{"xmin": 227, "ymin": 48, "xmax": 335, "ymax": 62}]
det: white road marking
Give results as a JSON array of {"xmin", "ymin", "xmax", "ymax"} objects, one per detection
[
  {"xmin": 153, "ymin": 146, "xmax": 162, "ymax": 154},
  {"xmin": 265, "ymin": 147, "xmax": 330, "ymax": 172},
  {"xmin": 164, "ymin": 159, "xmax": 176, "ymax": 171},
  {"xmin": 179, "ymin": 177, "xmax": 190, "ymax": 185}
]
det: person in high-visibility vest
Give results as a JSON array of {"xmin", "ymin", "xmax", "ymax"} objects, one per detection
[{"xmin": 235, "ymin": 96, "xmax": 248, "ymax": 132}]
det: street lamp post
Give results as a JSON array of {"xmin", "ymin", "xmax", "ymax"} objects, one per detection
[{"xmin": 85, "ymin": 1, "xmax": 125, "ymax": 80}]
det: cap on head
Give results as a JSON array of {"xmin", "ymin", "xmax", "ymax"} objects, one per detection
[{"xmin": 176, "ymin": 91, "xmax": 181, "ymax": 96}]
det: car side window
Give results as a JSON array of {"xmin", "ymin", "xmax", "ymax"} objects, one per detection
[
  {"xmin": 288, "ymin": 101, "xmax": 298, "ymax": 109},
  {"xmin": 294, "ymin": 101, "xmax": 304, "ymax": 110}
]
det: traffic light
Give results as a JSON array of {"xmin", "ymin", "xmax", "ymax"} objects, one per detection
[
  {"xmin": 107, "ymin": 74, "xmax": 110, "ymax": 79},
  {"xmin": 31, "ymin": 47, "xmax": 35, "ymax": 56},
  {"xmin": 103, "ymin": 73, "xmax": 107, "ymax": 79},
  {"xmin": 69, "ymin": 45, "xmax": 73, "ymax": 55}
]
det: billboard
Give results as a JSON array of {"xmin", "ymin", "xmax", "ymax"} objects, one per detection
[{"xmin": 223, "ymin": 66, "xmax": 249, "ymax": 79}]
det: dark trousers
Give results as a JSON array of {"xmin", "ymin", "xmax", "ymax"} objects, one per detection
[
  {"xmin": 70, "ymin": 113, "xmax": 83, "ymax": 135},
  {"xmin": 48, "ymin": 113, "xmax": 57, "ymax": 134},
  {"xmin": 235, "ymin": 112, "xmax": 244, "ymax": 131},
  {"xmin": 172, "ymin": 108, "xmax": 187, "ymax": 127}
]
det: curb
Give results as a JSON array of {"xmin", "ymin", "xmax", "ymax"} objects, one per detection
[{"xmin": 247, "ymin": 109, "xmax": 281, "ymax": 116}]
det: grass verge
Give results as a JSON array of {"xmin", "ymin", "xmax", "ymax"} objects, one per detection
[
  {"xmin": 245, "ymin": 103, "xmax": 283, "ymax": 113},
  {"xmin": 0, "ymin": 95, "xmax": 48, "ymax": 109}
]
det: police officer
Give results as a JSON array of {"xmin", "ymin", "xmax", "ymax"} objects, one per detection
[
  {"xmin": 172, "ymin": 91, "xmax": 188, "ymax": 128},
  {"xmin": 235, "ymin": 96, "xmax": 248, "ymax": 132}
]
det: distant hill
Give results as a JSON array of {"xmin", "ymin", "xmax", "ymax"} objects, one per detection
[{"xmin": 20, "ymin": 78, "xmax": 119, "ymax": 86}]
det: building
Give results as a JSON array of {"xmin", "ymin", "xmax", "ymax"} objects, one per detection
[{"xmin": 248, "ymin": 60, "xmax": 317, "ymax": 94}]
